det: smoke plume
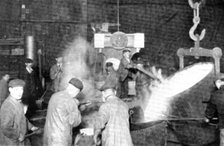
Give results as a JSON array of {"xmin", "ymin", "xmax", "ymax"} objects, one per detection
[{"xmin": 60, "ymin": 36, "xmax": 101, "ymax": 101}]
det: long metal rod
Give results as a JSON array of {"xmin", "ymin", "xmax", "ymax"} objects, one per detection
[{"xmin": 165, "ymin": 117, "xmax": 205, "ymax": 121}]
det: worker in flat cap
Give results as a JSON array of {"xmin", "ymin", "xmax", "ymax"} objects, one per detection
[
  {"xmin": 0, "ymin": 79, "xmax": 39, "ymax": 145},
  {"xmin": 117, "ymin": 48, "xmax": 133, "ymax": 99},
  {"xmin": 105, "ymin": 62, "xmax": 114, "ymax": 73},
  {"xmin": 44, "ymin": 77, "xmax": 83, "ymax": 146},
  {"xmin": 205, "ymin": 78, "xmax": 224, "ymax": 145},
  {"xmin": 104, "ymin": 62, "xmax": 119, "ymax": 91},
  {"xmin": 50, "ymin": 55, "xmax": 63, "ymax": 92},
  {"xmin": 20, "ymin": 58, "xmax": 43, "ymax": 118},
  {"xmin": 94, "ymin": 81, "xmax": 133, "ymax": 146}
]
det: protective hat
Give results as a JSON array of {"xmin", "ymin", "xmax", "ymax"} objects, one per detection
[
  {"xmin": 105, "ymin": 62, "xmax": 113, "ymax": 67},
  {"xmin": 24, "ymin": 58, "xmax": 33, "ymax": 64},
  {"xmin": 122, "ymin": 48, "xmax": 131, "ymax": 54},
  {"xmin": 9, "ymin": 79, "xmax": 25, "ymax": 87},
  {"xmin": 56, "ymin": 55, "xmax": 63, "ymax": 60},
  {"xmin": 69, "ymin": 78, "xmax": 83, "ymax": 91}
]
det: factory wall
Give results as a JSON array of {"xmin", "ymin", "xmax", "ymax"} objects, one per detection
[{"xmin": 0, "ymin": 0, "xmax": 224, "ymax": 77}]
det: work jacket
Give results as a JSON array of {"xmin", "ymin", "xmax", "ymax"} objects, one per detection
[
  {"xmin": 103, "ymin": 68, "xmax": 119, "ymax": 90},
  {"xmin": 95, "ymin": 95, "xmax": 133, "ymax": 146},
  {"xmin": 118, "ymin": 57, "xmax": 131, "ymax": 82},
  {"xmin": 50, "ymin": 64, "xmax": 63, "ymax": 92},
  {"xmin": 206, "ymin": 86, "xmax": 224, "ymax": 128},
  {"xmin": 43, "ymin": 90, "xmax": 81, "ymax": 146},
  {"xmin": 0, "ymin": 96, "xmax": 33, "ymax": 146}
]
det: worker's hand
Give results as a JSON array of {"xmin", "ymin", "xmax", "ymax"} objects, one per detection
[
  {"xmin": 136, "ymin": 64, "xmax": 143, "ymax": 70},
  {"xmin": 83, "ymin": 100, "xmax": 92, "ymax": 106},
  {"xmin": 204, "ymin": 117, "xmax": 210, "ymax": 123},
  {"xmin": 79, "ymin": 105, "xmax": 86, "ymax": 111},
  {"xmin": 31, "ymin": 126, "xmax": 39, "ymax": 131},
  {"xmin": 78, "ymin": 100, "xmax": 91, "ymax": 111},
  {"xmin": 31, "ymin": 127, "xmax": 43, "ymax": 135},
  {"xmin": 23, "ymin": 105, "xmax": 28, "ymax": 114},
  {"xmin": 127, "ymin": 64, "xmax": 133, "ymax": 69},
  {"xmin": 18, "ymin": 134, "xmax": 25, "ymax": 142}
]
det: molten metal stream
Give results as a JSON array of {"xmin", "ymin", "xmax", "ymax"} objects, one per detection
[{"xmin": 144, "ymin": 63, "xmax": 214, "ymax": 122}]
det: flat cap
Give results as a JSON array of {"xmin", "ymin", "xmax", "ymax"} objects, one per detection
[
  {"xmin": 56, "ymin": 55, "xmax": 63, "ymax": 60},
  {"xmin": 9, "ymin": 79, "xmax": 25, "ymax": 87},
  {"xmin": 106, "ymin": 62, "xmax": 113, "ymax": 67},
  {"xmin": 69, "ymin": 78, "xmax": 83, "ymax": 91},
  {"xmin": 24, "ymin": 58, "xmax": 33, "ymax": 63},
  {"xmin": 122, "ymin": 48, "xmax": 131, "ymax": 54}
]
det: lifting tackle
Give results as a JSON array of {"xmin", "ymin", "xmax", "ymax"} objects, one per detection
[
  {"xmin": 177, "ymin": 0, "xmax": 222, "ymax": 75},
  {"xmin": 188, "ymin": 0, "xmax": 206, "ymax": 48}
]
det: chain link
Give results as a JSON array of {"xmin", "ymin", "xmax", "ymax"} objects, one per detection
[{"xmin": 188, "ymin": 0, "xmax": 206, "ymax": 42}]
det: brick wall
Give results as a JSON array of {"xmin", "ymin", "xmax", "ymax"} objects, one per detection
[
  {"xmin": 0, "ymin": 0, "xmax": 224, "ymax": 77},
  {"xmin": 0, "ymin": 0, "xmax": 88, "ymax": 78}
]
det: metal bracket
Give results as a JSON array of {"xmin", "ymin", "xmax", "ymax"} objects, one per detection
[
  {"xmin": 177, "ymin": 47, "xmax": 222, "ymax": 75},
  {"xmin": 177, "ymin": 1, "xmax": 223, "ymax": 76}
]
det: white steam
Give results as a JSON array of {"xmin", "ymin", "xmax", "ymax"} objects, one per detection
[{"xmin": 60, "ymin": 37, "xmax": 101, "ymax": 100}]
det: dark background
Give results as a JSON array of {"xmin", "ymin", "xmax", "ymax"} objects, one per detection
[{"xmin": 0, "ymin": 0, "xmax": 224, "ymax": 77}]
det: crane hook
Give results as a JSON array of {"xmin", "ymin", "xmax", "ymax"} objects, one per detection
[
  {"xmin": 189, "ymin": 20, "xmax": 206, "ymax": 42},
  {"xmin": 188, "ymin": 0, "xmax": 206, "ymax": 41}
]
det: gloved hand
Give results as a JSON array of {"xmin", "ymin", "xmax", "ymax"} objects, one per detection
[
  {"xmin": 204, "ymin": 117, "xmax": 210, "ymax": 123},
  {"xmin": 23, "ymin": 105, "xmax": 28, "ymax": 114},
  {"xmin": 79, "ymin": 100, "xmax": 91, "ymax": 111},
  {"xmin": 31, "ymin": 126, "xmax": 39, "ymax": 131},
  {"xmin": 31, "ymin": 127, "xmax": 43, "ymax": 135},
  {"xmin": 79, "ymin": 104, "xmax": 86, "ymax": 112}
]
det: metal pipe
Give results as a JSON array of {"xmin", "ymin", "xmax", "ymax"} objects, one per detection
[
  {"xmin": 26, "ymin": 35, "xmax": 35, "ymax": 61},
  {"xmin": 165, "ymin": 117, "xmax": 205, "ymax": 121}
]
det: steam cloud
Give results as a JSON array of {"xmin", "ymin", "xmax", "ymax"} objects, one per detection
[{"xmin": 60, "ymin": 36, "xmax": 101, "ymax": 101}]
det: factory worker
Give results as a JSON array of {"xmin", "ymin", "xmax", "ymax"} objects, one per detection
[
  {"xmin": 104, "ymin": 62, "xmax": 119, "ymax": 90},
  {"xmin": 50, "ymin": 55, "xmax": 63, "ymax": 92},
  {"xmin": 21, "ymin": 58, "xmax": 43, "ymax": 118},
  {"xmin": 43, "ymin": 78, "xmax": 83, "ymax": 146},
  {"xmin": 205, "ymin": 79, "xmax": 224, "ymax": 146},
  {"xmin": 117, "ymin": 48, "xmax": 133, "ymax": 99},
  {"xmin": 94, "ymin": 82, "xmax": 133, "ymax": 146},
  {"xmin": 0, "ymin": 79, "xmax": 39, "ymax": 145}
]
